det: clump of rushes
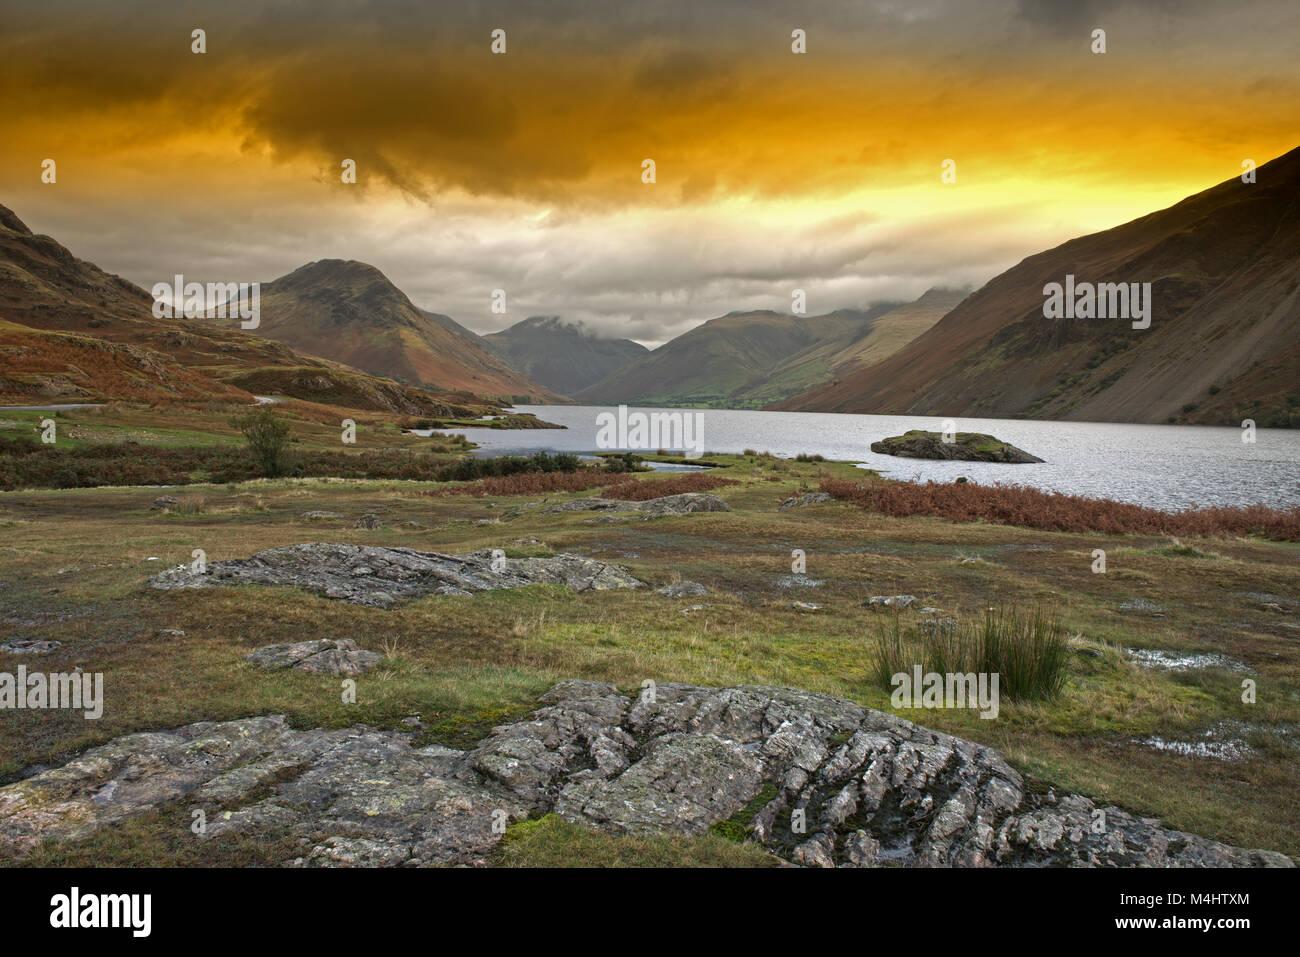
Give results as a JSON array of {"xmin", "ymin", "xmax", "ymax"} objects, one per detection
[{"xmin": 871, "ymin": 605, "xmax": 1069, "ymax": 702}]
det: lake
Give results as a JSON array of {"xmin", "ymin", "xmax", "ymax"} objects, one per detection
[{"xmin": 434, "ymin": 405, "xmax": 1300, "ymax": 511}]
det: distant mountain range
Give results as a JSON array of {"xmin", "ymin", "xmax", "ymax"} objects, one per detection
[
  {"xmin": 253, "ymin": 260, "xmax": 559, "ymax": 403},
  {"xmin": 778, "ymin": 146, "xmax": 1300, "ymax": 427},
  {"xmin": 482, "ymin": 316, "xmax": 649, "ymax": 395},
  {"xmin": 573, "ymin": 291, "xmax": 964, "ymax": 408},
  {"xmin": 7, "ymin": 138, "xmax": 1298, "ymax": 428}
]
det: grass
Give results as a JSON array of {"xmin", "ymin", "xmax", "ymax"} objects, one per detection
[{"xmin": 1, "ymin": 410, "xmax": 1299, "ymax": 864}]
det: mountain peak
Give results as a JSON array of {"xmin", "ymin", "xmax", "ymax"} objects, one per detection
[{"xmin": 277, "ymin": 259, "xmax": 392, "ymax": 287}]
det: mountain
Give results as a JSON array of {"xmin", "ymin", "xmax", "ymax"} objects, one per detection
[
  {"xmin": 777, "ymin": 146, "xmax": 1300, "ymax": 427},
  {"xmin": 740, "ymin": 289, "xmax": 967, "ymax": 407},
  {"xmin": 0, "ymin": 204, "xmax": 512, "ymax": 416},
  {"xmin": 252, "ymin": 260, "xmax": 560, "ymax": 402},
  {"xmin": 482, "ymin": 316, "xmax": 649, "ymax": 395},
  {"xmin": 574, "ymin": 293, "xmax": 957, "ymax": 409}
]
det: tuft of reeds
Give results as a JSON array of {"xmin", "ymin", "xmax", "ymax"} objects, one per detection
[{"xmin": 871, "ymin": 605, "xmax": 1069, "ymax": 702}]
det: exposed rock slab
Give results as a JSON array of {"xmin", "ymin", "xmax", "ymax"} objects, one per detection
[
  {"xmin": 1, "ymin": 639, "xmax": 62, "ymax": 655},
  {"xmin": 246, "ymin": 639, "xmax": 383, "ymax": 675},
  {"xmin": 148, "ymin": 543, "xmax": 644, "ymax": 607},
  {"xmin": 779, "ymin": 492, "xmax": 833, "ymax": 511},
  {"xmin": 0, "ymin": 682, "xmax": 1290, "ymax": 867}
]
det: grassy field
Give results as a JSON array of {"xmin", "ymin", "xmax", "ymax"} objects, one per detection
[{"xmin": 2, "ymin": 415, "xmax": 1299, "ymax": 866}]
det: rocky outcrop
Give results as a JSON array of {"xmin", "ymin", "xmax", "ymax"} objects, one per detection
[
  {"xmin": 870, "ymin": 431, "xmax": 1043, "ymax": 463},
  {"xmin": 1, "ymin": 682, "xmax": 1289, "ymax": 867},
  {"xmin": 0, "ymin": 639, "xmax": 62, "ymax": 655},
  {"xmin": 246, "ymin": 639, "xmax": 383, "ymax": 675},
  {"xmin": 148, "ymin": 543, "xmax": 644, "ymax": 607}
]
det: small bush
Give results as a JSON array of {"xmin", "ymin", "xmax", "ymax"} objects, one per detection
[
  {"xmin": 601, "ymin": 452, "xmax": 648, "ymax": 473},
  {"xmin": 230, "ymin": 406, "xmax": 292, "ymax": 477}
]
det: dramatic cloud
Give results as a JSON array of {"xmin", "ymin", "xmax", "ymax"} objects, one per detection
[{"xmin": 2, "ymin": 0, "xmax": 1297, "ymax": 345}]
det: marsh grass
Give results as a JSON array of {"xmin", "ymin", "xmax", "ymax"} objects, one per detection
[{"xmin": 872, "ymin": 605, "xmax": 1069, "ymax": 701}]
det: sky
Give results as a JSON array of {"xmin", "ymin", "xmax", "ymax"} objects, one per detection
[{"xmin": 2, "ymin": 0, "xmax": 1298, "ymax": 346}]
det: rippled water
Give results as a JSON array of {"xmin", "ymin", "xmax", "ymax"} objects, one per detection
[{"xmin": 435, "ymin": 405, "xmax": 1300, "ymax": 510}]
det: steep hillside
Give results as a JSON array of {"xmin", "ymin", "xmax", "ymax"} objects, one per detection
[
  {"xmin": 777, "ymin": 147, "xmax": 1300, "ymax": 427},
  {"xmin": 483, "ymin": 316, "xmax": 648, "ymax": 394},
  {"xmin": 253, "ymin": 261, "xmax": 559, "ymax": 402}
]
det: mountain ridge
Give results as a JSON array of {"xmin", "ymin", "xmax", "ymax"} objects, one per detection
[{"xmin": 575, "ymin": 292, "xmax": 961, "ymax": 408}]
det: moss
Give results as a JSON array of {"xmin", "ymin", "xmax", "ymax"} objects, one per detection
[{"xmin": 710, "ymin": 780, "xmax": 781, "ymax": 842}]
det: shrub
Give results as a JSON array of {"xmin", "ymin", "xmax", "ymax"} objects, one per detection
[
  {"xmin": 601, "ymin": 452, "xmax": 647, "ymax": 473},
  {"xmin": 602, "ymin": 473, "xmax": 738, "ymax": 501},
  {"xmin": 434, "ymin": 452, "xmax": 582, "ymax": 482},
  {"xmin": 230, "ymin": 406, "xmax": 292, "ymax": 477}
]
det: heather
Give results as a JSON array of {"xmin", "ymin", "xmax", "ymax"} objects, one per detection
[{"xmin": 821, "ymin": 477, "xmax": 1300, "ymax": 541}]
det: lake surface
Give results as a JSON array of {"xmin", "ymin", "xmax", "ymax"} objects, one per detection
[{"xmin": 435, "ymin": 405, "xmax": 1300, "ymax": 511}]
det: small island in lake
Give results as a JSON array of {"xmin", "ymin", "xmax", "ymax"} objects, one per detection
[{"xmin": 870, "ymin": 430, "xmax": 1044, "ymax": 463}]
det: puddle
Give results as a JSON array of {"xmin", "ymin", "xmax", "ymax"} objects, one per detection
[
  {"xmin": 1137, "ymin": 721, "xmax": 1255, "ymax": 762},
  {"xmin": 1127, "ymin": 648, "xmax": 1248, "ymax": 672}
]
